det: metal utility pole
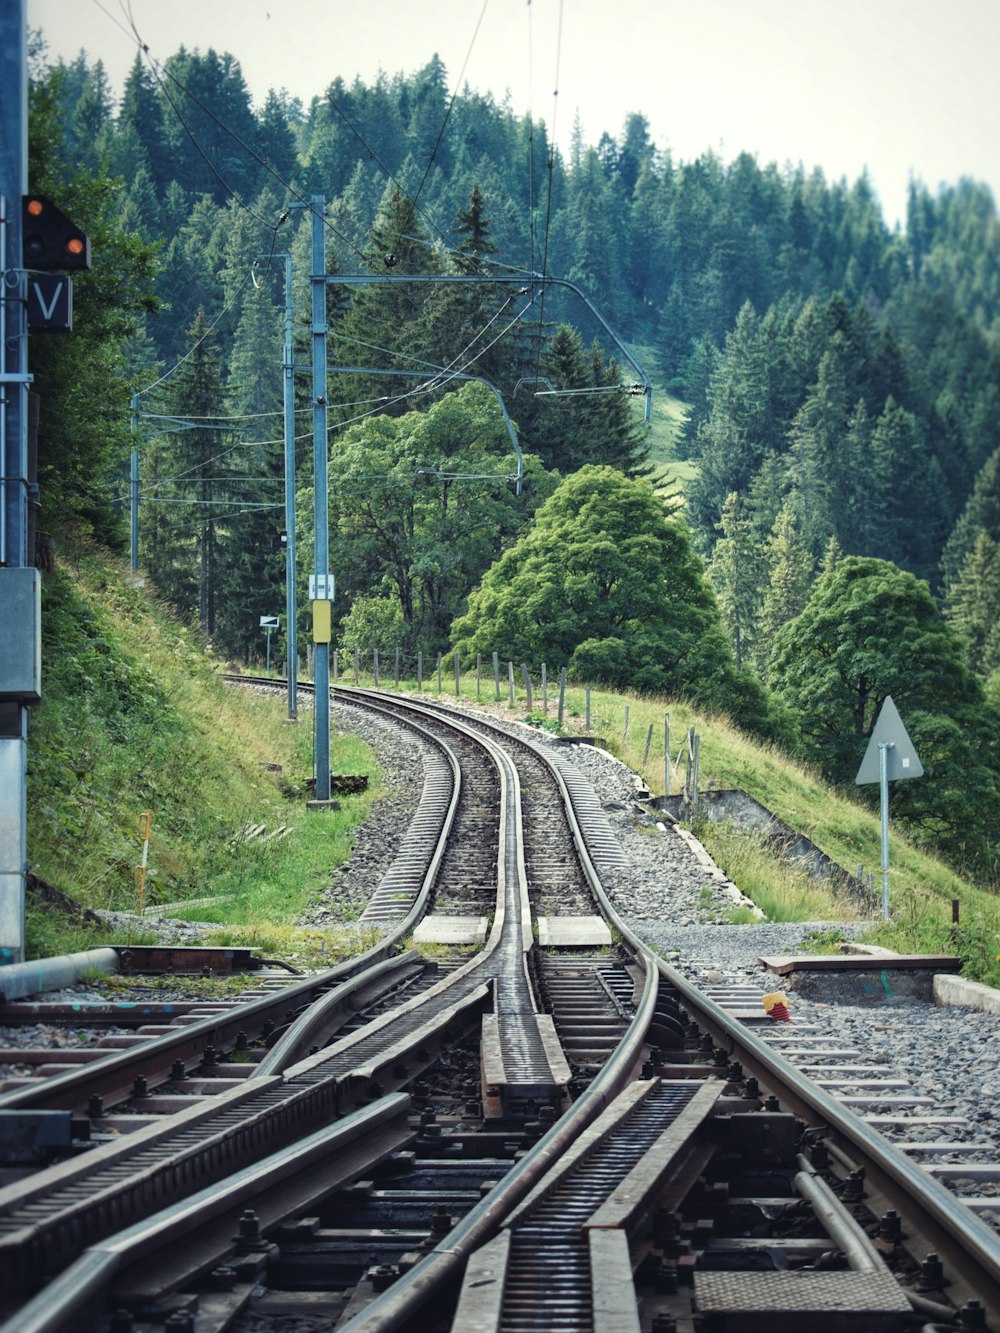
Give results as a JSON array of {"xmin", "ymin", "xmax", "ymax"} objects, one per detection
[
  {"xmin": 282, "ymin": 251, "xmax": 298, "ymax": 721},
  {"xmin": 130, "ymin": 393, "xmax": 139, "ymax": 573},
  {"xmin": 0, "ymin": 1, "xmax": 33, "ymax": 965},
  {"xmin": 310, "ymin": 198, "xmax": 333, "ymax": 804}
]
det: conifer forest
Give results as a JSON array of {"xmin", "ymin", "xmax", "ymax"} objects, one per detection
[{"xmin": 27, "ymin": 43, "xmax": 1000, "ymax": 882}]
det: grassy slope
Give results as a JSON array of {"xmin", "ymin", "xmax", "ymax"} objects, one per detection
[
  {"xmin": 567, "ymin": 684, "xmax": 999, "ymax": 986},
  {"xmin": 625, "ymin": 341, "xmax": 697, "ymax": 503},
  {"xmin": 26, "ymin": 536, "xmax": 380, "ymax": 963}
]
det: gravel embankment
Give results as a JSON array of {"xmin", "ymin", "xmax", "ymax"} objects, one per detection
[{"xmin": 542, "ymin": 729, "xmax": 1000, "ymax": 1146}]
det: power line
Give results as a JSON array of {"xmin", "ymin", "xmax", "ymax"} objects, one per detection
[
  {"xmin": 389, "ymin": 1, "xmax": 491, "ymax": 254},
  {"xmin": 533, "ymin": 0, "xmax": 565, "ymax": 387}
]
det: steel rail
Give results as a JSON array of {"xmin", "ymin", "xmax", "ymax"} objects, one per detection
[
  {"xmin": 619, "ymin": 929, "xmax": 1000, "ymax": 1314},
  {"xmin": 254, "ymin": 704, "xmax": 465, "ymax": 1073},
  {"xmin": 0, "ymin": 946, "xmax": 409, "ymax": 1114},
  {"xmin": 335, "ymin": 960, "xmax": 658, "ymax": 1333},
  {"xmin": 0, "ymin": 680, "xmax": 545, "ymax": 1322},
  {"xmin": 0, "ymin": 689, "xmax": 463, "ymax": 1113},
  {"xmin": 321, "ymin": 688, "xmax": 659, "ymax": 1332},
  {"xmin": 330, "ymin": 691, "xmax": 1000, "ymax": 1325},
  {"xmin": 7, "ymin": 1093, "xmax": 414, "ymax": 1333}
]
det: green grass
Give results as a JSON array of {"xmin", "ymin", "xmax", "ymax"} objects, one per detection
[
  {"xmin": 623, "ymin": 341, "xmax": 697, "ymax": 508},
  {"xmin": 29, "ymin": 535, "xmax": 1000, "ymax": 992},
  {"xmin": 694, "ymin": 821, "xmax": 857, "ymax": 923},
  {"xmin": 24, "ymin": 533, "xmax": 381, "ymax": 960}
]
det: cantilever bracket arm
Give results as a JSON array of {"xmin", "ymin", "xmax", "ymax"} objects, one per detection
[
  {"xmin": 326, "ymin": 273, "xmax": 653, "ymax": 423},
  {"xmin": 325, "ymin": 363, "xmax": 523, "ymax": 495}
]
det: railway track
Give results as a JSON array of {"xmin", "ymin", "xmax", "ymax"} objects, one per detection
[{"xmin": 0, "ymin": 677, "xmax": 997, "ymax": 1330}]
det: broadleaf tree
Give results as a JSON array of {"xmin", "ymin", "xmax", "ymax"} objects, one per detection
[
  {"xmin": 451, "ymin": 465, "xmax": 772, "ymax": 730},
  {"xmin": 769, "ymin": 556, "xmax": 1000, "ymax": 876}
]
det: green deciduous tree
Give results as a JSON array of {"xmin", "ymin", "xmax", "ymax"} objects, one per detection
[
  {"xmin": 323, "ymin": 384, "xmax": 553, "ymax": 654},
  {"xmin": 452, "ymin": 465, "xmax": 771, "ymax": 729},
  {"xmin": 770, "ymin": 556, "xmax": 1000, "ymax": 875}
]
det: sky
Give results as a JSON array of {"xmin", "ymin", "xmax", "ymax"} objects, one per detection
[{"xmin": 26, "ymin": 0, "xmax": 1000, "ymax": 230}]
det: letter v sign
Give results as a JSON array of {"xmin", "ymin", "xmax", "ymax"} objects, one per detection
[{"xmin": 27, "ymin": 274, "xmax": 73, "ymax": 332}]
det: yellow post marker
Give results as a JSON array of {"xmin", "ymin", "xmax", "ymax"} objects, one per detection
[
  {"xmin": 312, "ymin": 599, "xmax": 332, "ymax": 644},
  {"xmin": 134, "ymin": 809, "xmax": 152, "ymax": 914}
]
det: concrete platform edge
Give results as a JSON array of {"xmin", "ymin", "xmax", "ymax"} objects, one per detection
[{"xmin": 934, "ymin": 973, "xmax": 1000, "ymax": 1015}]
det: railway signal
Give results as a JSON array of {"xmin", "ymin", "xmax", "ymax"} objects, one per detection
[{"xmin": 21, "ymin": 195, "xmax": 90, "ymax": 270}]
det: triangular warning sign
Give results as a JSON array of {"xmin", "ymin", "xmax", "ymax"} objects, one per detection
[{"xmin": 855, "ymin": 696, "xmax": 924, "ymax": 785}]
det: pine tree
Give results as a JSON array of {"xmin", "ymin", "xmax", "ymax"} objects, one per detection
[
  {"xmin": 143, "ymin": 313, "xmax": 234, "ymax": 641},
  {"xmin": 945, "ymin": 532, "xmax": 1000, "ymax": 678},
  {"xmin": 756, "ymin": 502, "xmax": 813, "ymax": 675},
  {"xmin": 706, "ymin": 492, "xmax": 764, "ymax": 669}
]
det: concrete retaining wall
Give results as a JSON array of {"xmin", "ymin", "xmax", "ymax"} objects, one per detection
[{"xmin": 654, "ymin": 789, "xmax": 873, "ymax": 912}]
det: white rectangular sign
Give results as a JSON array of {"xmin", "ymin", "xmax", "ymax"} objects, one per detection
[{"xmin": 309, "ymin": 574, "xmax": 335, "ymax": 600}]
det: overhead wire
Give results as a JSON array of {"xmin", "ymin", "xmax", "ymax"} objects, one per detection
[
  {"xmin": 388, "ymin": 0, "xmax": 491, "ymax": 256},
  {"xmin": 111, "ymin": 0, "xmax": 549, "ymax": 421},
  {"xmin": 105, "ymin": 0, "xmax": 600, "ymax": 502},
  {"xmin": 533, "ymin": 0, "xmax": 565, "ymax": 387}
]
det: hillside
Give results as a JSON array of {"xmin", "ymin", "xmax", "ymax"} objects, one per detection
[
  {"xmin": 24, "ymin": 49, "xmax": 1000, "ymax": 894},
  {"xmin": 25, "ymin": 535, "xmax": 380, "ymax": 963},
  {"xmin": 22, "ymin": 536, "xmax": 1000, "ymax": 989}
]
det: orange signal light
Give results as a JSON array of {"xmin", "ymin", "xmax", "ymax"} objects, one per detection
[{"xmin": 21, "ymin": 194, "xmax": 90, "ymax": 270}]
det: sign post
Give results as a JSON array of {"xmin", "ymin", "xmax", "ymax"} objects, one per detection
[
  {"xmin": 259, "ymin": 615, "xmax": 279, "ymax": 672},
  {"xmin": 855, "ymin": 696, "xmax": 923, "ymax": 921}
]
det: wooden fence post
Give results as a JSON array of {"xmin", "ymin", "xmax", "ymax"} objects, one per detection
[
  {"xmin": 332, "ymin": 649, "xmax": 338, "ymax": 684},
  {"xmin": 541, "ymin": 662, "xmax": 547, "ymax": 714},
  {"xmin": 417, "ymin": 651, "xmax": 423, "ymax": 691},
  {"xmin": 373, "ymin": 649, "xmax": 379, "ymax": 687},
  {"xmin": 585, "ymin": 686, "xmax": 591, "ymax": 733},
  {"xmin": 455, "ymin": 655, "xmax": 460, "ymax": 698},
  {"xmin": 623, "ymin": 705, "xmax": 630, "ymax": 741},
  {"xmin": 436, "ymin": 652, "xmax": 442, "ymax": 694},
  {"xmin": 476, "ymin": 653, "xmax": 481, "ymax": 699},
  {"xmin": 508, "ymin": 660, "xmax": 515, "ymax": 706},
  {"xmin": 521, "ymin": 664, "xmax": 532, "ymax": 712},
  {"xmin": 664, "ymin": 713, "xmax": 671, "ymax": 796},
  {"xmin": 643, "ymin": 722, "xmax": 653, "ymax": 766},
  {"xmin": 394, "ymin": 647, "xmax": 400, "ymax": 687},
  {"xmin": 492, "ymin": 651, "xmax": 500, "ymax": 699},
  {"xmin": 558, "ymin": 667, "xmax": 567, "ymax": 723}
]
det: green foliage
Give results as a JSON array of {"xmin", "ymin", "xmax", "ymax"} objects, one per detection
[
  {"xmin": 24, "ymin": 538, "xmax": 380, "ymax": 956},
  {"xmin": 770, "ymin": 556, "xmax": 1000, "ymax": 877},
  {"xmin": 322, "ymin": 383, "xmax": 556, "ymax": 654},
  {"xmin": 945, "ymin": 532, "xmax": 1000, "ymax": 678},
  {"xmin": 694, "ymin": 822, "xmax": 856, "ymax": 922},
  {"xmin": 452, "ymin": 465, "xmax": 771, "ymax": 730}
]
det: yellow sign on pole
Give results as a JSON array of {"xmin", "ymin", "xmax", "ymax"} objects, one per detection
[{"xmin": 312, "ymin": 599, "xmax": 332, "ymax": 644}]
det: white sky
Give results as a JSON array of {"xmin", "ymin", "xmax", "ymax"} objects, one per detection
[{"xmin": 27, "ymin": 0, "xmax": 1000, "ymax": 230}]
